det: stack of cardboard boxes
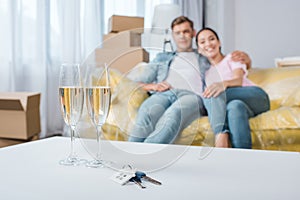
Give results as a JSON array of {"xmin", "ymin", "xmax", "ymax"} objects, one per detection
[
  {"xmin": 0, "ymin": 92, "xmax": 41, "ymax": 148},
  {"xmin": 95, "ymin": 15, "xmax": 149, "ymax": 74}
]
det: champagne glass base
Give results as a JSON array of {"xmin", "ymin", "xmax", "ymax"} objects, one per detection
[
  {"xmin": 59, "ymin": 157, "xmax": 87, "ymax": 166},
  {"xmin": 86, "ymin": 159, "xmax": 113, "ymax": 168}
]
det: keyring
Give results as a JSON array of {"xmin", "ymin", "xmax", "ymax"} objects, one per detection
[{"xmin": 122, "ymin": 164, "xmax": 132, "ymax": 170}]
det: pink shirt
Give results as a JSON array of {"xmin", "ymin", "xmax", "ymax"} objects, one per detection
[{"xmin": 205, "ymin": 54, "xmax": 255, "ymax": 87}]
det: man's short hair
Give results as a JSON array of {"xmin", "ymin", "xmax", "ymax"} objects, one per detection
[{"xmin": 171, "ymin": 16, "xmax": 194, "ymax": 30}]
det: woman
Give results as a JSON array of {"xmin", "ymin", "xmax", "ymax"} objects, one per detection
[{"xmin": 196, "ymin": 27, "xmax": 270, "ymax": 148}]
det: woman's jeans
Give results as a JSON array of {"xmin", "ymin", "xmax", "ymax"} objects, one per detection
[
  {"xmin": 128, "ymin": 89, "xmax": 205, "ymax": 144},
  {"xmin": 203, "ymin": 86, "xmax": 270, "ymax": 148}
]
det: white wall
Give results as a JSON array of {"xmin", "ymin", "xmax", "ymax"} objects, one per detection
[{"xmin": 205, "ymin": 0, "xmax": 300, "ymax": 68}]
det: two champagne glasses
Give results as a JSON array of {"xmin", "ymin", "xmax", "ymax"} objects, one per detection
[{"xmin": 58, "ymin": 63, "xmax": 111, "ymax": 167}]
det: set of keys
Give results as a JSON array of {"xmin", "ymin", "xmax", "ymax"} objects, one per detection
[
  {"xmin": 129, "ymin": 171, "xmax": 162, "ymax": 189},
  {"xmin": 111, "ymin": 168, "xmax": 162, "ymax": 189}
]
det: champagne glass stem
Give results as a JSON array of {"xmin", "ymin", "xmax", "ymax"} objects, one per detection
[
  {"xmin": 59, "ymin": 125, "xmax": 78, "ymax": 166},
  {"xmin": 69, "ymin": 125, "xmax": 76, "ymax": 160},
  {"xmin": 86, "ymin": 124, "xmax": 105, "ymax": 168},
  {"xmin": 95, "ymin": 125, "xmax": 102, "ymax": 162}
]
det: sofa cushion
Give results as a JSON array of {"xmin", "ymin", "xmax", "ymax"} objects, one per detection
[
  {"xmin": 248, "ymin": 67, "xmax": 300, "ymax": 110},
  {"xmin": 251, "ymin": 129, "xmax": 300, "ymax": 151},
  {"xmin": 250, "ymin": 107, "xmax": 300, "ymax": 130},
  {"xmin": 262, "ymin": 76, "xmax": 300, "ymax": 109},
  {"xmin": 282, "ymin": 85, "xmax": 300, "ymax": 107}
]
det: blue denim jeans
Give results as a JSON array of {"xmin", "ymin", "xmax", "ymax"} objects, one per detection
[
  {"xmin": 128, "ymin": 89, "xmax": 205, "ymax": 144},
  {"xmin": 203, "ymin": 86, "xmax": 270, "ymax": 148}
]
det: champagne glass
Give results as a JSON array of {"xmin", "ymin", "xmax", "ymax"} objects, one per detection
[
  {"xmin": 59, "ymin": 63, "xmax": 85, "ymax": 166},
  {"xmin": 85, "ymin": 63, "xmax": 111, "ymax": 168}
]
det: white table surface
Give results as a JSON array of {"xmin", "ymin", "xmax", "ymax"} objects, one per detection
[{"xmin": 0, "ymin": 136, "xmax": 299, "ymax": 200}]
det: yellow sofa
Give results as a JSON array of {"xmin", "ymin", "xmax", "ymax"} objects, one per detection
[{"xmin": 80, "ymin": 65, "xmax": 300, "ymax": 152}]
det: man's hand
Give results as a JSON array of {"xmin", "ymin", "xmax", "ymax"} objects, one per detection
[
  {"xmin": 231, "ymin": 51, "xmax": 252, "ymax": 69},
  {"xmin": 141, "ymin": 81, "xmax": 171, "ymax": 92},
  {"xmin": 155, "ymin": 81, "xmax": 172, "ymax": 92},
  {"xmin": 203, "ymin": 82, "xmax": 225, "ymax": 98}
]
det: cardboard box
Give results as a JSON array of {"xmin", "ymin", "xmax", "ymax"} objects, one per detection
[
  {"xmin": 102, "ymin": 31, "xmax": 142, "ymax": 48},
  {"xmin": 108, "ymin": 15, "xmax": 144, "ymax": 33},
  {"xmin": 94, "ymin": 47, "xmax": 149, "ymax": 73},
  {"xmin": 0, "ymin": 134, "xmax": 39, "ymax": 148},
  {"xmin": 0, "ymin": 92, "xmax": 41, "ymax": 140}
]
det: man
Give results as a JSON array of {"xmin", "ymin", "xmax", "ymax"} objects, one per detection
[{"xmin": 128, "ymin": 16, "xmax": 251, "ymax": 145}]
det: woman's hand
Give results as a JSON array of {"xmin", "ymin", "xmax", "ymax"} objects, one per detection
[{"xmin": 203, "ymin": 82, "xmax": 226, "ymax": 98}]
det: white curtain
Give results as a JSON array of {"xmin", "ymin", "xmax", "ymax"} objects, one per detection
[
  {"xmin": 0, "ymin": 0, "xmax": 104, "ymax": 138},
  {"xmin": 174, "ymin": 0, "xmax": 204, "ymax": 31},
  {"xmin": 0, "ymin": 0, "xmax": 187, "ymax": 138}
]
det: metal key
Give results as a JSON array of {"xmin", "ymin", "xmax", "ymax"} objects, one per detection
[
  {"xmin": 129, "ymin": 176, "xmax": 146, "ymax": 189},
  {"xmin": 135, "ymin": 171, "xmax": 162, "ymax": 185}
]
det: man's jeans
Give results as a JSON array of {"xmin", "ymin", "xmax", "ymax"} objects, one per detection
[
  {"xmin": 203, "ymin": 86, "xmax": 270, "ymax": 148},
  {"xmin": 128, "ymin": 89, "xmax": 205, "ymax": 144}
]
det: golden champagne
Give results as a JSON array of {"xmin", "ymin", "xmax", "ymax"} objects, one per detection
[
  {"xmin": 59, "ymin": 87, "xmax": 84, "ymax": 126},
  {"xmin": 85, "ymin": 86, "xmax": 111, "ymax": 126}
]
